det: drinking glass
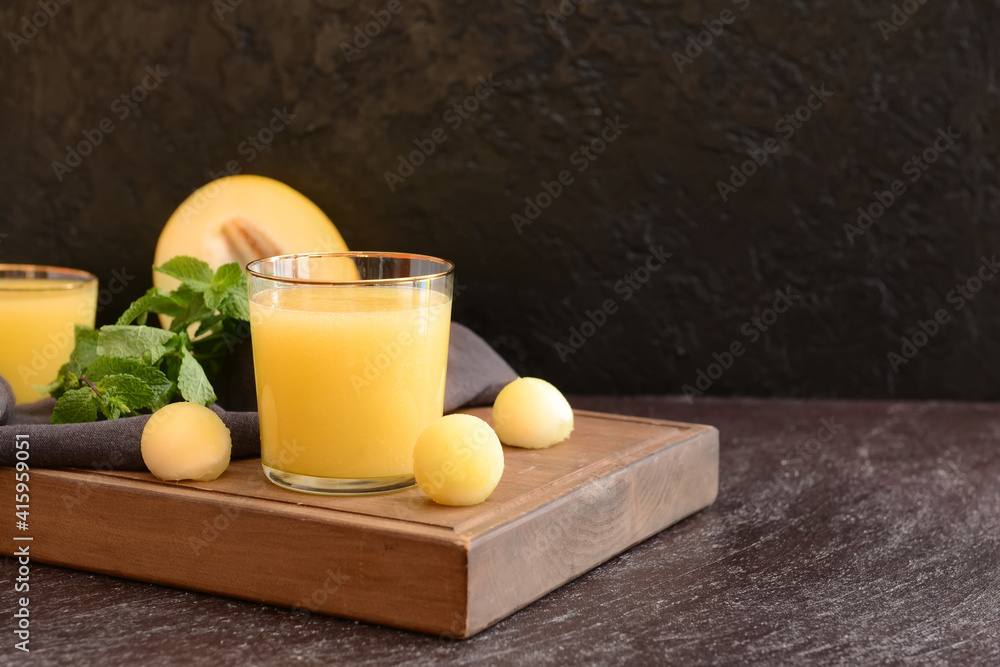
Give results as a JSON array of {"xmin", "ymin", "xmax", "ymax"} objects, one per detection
[
  {"xmin": 247, "ymin": 252, "xmax": 454, "ymax": 495},
  {"xmin": 0, "ymin": 265, "xmax": 98, "ymax": 404}
]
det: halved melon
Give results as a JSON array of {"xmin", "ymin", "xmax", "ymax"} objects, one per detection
[{"xmin": 153, "ymin": 175, "xmax": 350, "ymax": 301}]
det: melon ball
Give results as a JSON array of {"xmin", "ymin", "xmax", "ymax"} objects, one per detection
[
  {"xmin": 413, "ymin": 414, "xmax": 504, "ymax": 506},
  {"xmin": 492, "ymin": 377, "xmax": 574, "ymax": 449},
  {"xmin": 141, "ymin": 402, "xmax": 232, "ymax": 481}
]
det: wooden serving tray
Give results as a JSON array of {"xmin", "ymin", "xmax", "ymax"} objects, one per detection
[{"xmin": 1, "ymin": 408, "xmax": 718, "ymax": 638}]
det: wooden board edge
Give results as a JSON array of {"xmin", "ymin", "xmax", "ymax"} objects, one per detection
[
  {"xmin": 464, "ymin": 425, "xmax": 719, "ymax": 637},
  {"xmin": 569, "ymin": 408, "xmax": 713, "ymax": 431},
  {"xmin": 0, "ymin": 468, "xmax": 473, "ymax": 636},
  {"xmin": 452, "ymin": 422, "xmax": 719, "ymax": 538}
]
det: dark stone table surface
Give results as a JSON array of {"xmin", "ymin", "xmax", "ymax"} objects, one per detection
[{"xmin": 2, "ymin": 397, "xmax": 999, "ymax": 665}]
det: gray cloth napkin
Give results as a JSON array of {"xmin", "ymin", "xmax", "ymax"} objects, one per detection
[{"xmin": 0, "ymin": 322, "xmax": 517, "ymax": 471}]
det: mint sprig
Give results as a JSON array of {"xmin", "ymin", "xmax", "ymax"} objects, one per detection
[{"xmin": 43, "ymin": 257, "xmax": 250, "ymax": 424}]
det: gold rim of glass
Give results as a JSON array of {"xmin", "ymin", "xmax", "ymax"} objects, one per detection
[
  {"xmin": 246, "ymin": 251, "xmax": 456, "ymax": 286},
  {"xmin": 0, "ymin": 264, "xmax": 98, "ymax": 290}
]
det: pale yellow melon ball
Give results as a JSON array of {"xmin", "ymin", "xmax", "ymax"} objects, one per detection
[
  {"xmin": 141, "ymin": 402, "xmax": 232, "ymax": 481},
  {"xmin": 413, "ymin": 414, "xmax": 504, "ymax": 506},
  {"xmin": 492, "ymin": 377, "xmax": 574, "ymax": 449}
]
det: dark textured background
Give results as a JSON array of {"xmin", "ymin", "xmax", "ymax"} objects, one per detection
[{"xmin": 1, "ymin": 0, "xmax": 998, "ymax": 399}]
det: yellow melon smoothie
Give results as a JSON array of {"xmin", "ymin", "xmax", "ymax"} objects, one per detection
[
  {"xmin": 0, "ymin": 266, "xmax": 98, "ymax": 404},
  {"xmin": 247, "ymin": 253, "xmax": 454, "ymax": 495}
]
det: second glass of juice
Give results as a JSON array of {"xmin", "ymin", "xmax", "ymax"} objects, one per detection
[
  {"xmin": 0, "ymin": 264, "xmax": 98, "ymax": 404},
  {"xmin": 247, "ymin": 252, "xmax": 454, "ymax": 495}
]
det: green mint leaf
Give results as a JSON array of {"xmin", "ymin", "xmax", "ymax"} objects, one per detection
[
  {"xmin": 162, "ymin": 354, "xmax": 182, "ymax": 385},
  {"xmin": 168, "ymin": 292, "xmax": 212, "ymax": 334},
  {"xmin": 155, "ymin": 256, "xmax": 213, "ymax": 290},
  {"xmin": 97, "ymin": 325, "xmax": 176, "ymax": 363},
  {"xmin": 115, "ymin": 291, "xmax": 156, "ymax": 326},
  {"xmin": 99, "ymin": 394, "xmax": 129, "ymax": 421},
  {"xmin": 32, "ymin": 374, "xmax": 66, "ymax": 398},
  {"xmin": 87, "ymin": 355, "xmax": 151, "ymax": 381},
  {"xmin": 116, "ymin": 288, "xmax": 185, "ymax": 325},
  {"xmin": 203, "ymin": 263, "xmax": 247, "ymax": 313},
  {"xmin": 70, "ymin": 326, "xmax": 100, "ymax": 367},
  {"xmin": 46, "ymin": 254, "xmax": 251, "ymax": 421},
  {"xmin": 218, "ymin": 291, "xmax": 250, "ymax": 321},
  {"xmin": 212, "ymin": 263, "xmax": 243, "ymax": 290},
  {"xmin": 169, "ymin": 284, "xmax": 198, "ymax": 308},
  {"xmin": 225, "ymin": 268, "xmax": 248, "ymax": 299},
  {"xmin": 192, "ymin": 314, "xmax": 225, "ymax": 340},
  {"xmin": 38, "ymin": 360, "xmax": 83, "ymax": 400},
  {"xmin": 178, "ymin": 349, "xmax": 216, "ymax": 405},
  {"xmin": 51, "ymin": 387, "xmax": 99, "ymax": 424},
  {"xmin": 95, "ymin": 373, "xmax": 155, "ymax": 412},
  {"xmin": 85, "ymin": 357, "xmax": 172, "ymax": 408},
  {"xmin": 203, "ymin": 287, "xmax": 222, "ymax": 311}
]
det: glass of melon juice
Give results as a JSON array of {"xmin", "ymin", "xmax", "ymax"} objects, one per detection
[
  {"xmin": 0, "ymin": 265, "xmax": 99, "ymax": 404},
  {"xmin": 247, "ymin": 252, "xmax": 454, "ymax": 495}
]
